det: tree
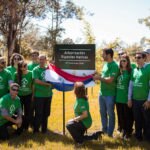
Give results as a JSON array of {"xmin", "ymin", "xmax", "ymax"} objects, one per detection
[
  {"xmin": 139, "ymin": 15, "xmax": 150, "ymax": 46},
  {"xmin": 82, "ymin": 20, "xmax": 95, "ymax": 44},
  {"xmin": 0, "ymin": 0, "xmax": 46, "ymax": 64},
  {"xmin": 139, "ymin": 16, "xmax": 150, "ymax": 29},
  {"xmin": 43, "ymin": 0, "xmax": 84, "ymax": 58}
]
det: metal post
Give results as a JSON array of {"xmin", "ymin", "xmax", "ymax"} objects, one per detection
[{"xmin": 63, "ymin": 90, "xmax": 65, "ymax": 135}]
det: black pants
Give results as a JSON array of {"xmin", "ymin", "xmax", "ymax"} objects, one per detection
[
  {"xmin": 0, "ymin": 115, "xmax": 22, "ymax": 140},
  {"xmin": 116, "ymin": 103, "xmax": 133, "ymax": 136},
  {"xmin": 66, "ymin": 121, "xmax": 95, "ymax": 144},
  {"xmin": 34, "ymin": 96, "xmax": 52, "ymax": 133},
  {"xmin": 133, "ymin": 100, "xmax": 146, "ymax": 139},
  {"xmin": 143, "ymin": 109, "xmax": 150, "ymax": 141},
  {"xmin": 0, "ymin": 122, "xmax": 12, "ymax": 140},
  {"xmin": 19, "ymin": 94, "xmax": 32, "ymax": 130}
]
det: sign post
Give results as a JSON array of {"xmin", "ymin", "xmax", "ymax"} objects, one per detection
[{"xmin": 54, "ymin": 44, "xmax": 95, "ymax": 135}]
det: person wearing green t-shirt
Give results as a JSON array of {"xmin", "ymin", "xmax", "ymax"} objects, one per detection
[
  {"xmin": 6, "ymin": 53, "xmax": 24, "ymax": 80},
  {"xmin": 14, "ymin": 60, "xmax": 33, "ymax": 131},
  {"xmin": 0, "ymin": 57, "xmax": 13, "ymax": 98},
  {"xmin": 27, "ymin": 50, "xmax": 39, "ymax": 71},
  {"xmin": 0, "ymin": 83, "xmax": 22, "ymax": 140},
  {"xmin": 27, "ymin": 50, "xmax": 39, "ymax": 128},
  {"xmin": 118, "ymin": 50, "xmax": 136, "ymax": 70},
  {"xmin": 93, "ymin": 48, "xmax": 119, "ymax": 137},
  {"xmin": 142, "ymin": 49, "xmax": 150, "ymax": 141},
  {"xmin": 66, "ymin": 82, "xmax": 103, "ymax": 147},
  {"xmin": 116, "ymin": 55, "xmax": 133, "ymax": 140},
  {"xmin": 33, "ymin": 54, "xmax": 52, "ymax": 133},
  {"xmin": 128, "ymin": 52, "xmax": 150, "ymax": 141}
]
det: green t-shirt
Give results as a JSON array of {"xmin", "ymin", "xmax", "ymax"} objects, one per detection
[
  {"xmin": 100, "ymin": 61, "xmax": 119, "ymax": 96},
  {"xmin": 0, "ymin": 94, "xmax": 21, "ymax": 126},
  {"xmin": 74, "ymin": 98, "xmax": 92, "ymax": 129},
  {"xmin": 6, "ymin": 66, "xmax": 16, "ymax": 80},
  {"xmin": 14, "ymin": 71, "xmax": 33, "ymax": 96},
  {"xmin": 131, "ymin": 65, "xmax": 150, "ymax": 100},
  {"xmin": 116, "ymin": 70, "xmax": 131, "ymax": 103},
  {"xmin": 28, "ymin": 63, "xmax": 39, "ymax": 71},
  {"xmin": 0, "ymin": 69, "xmax": 12, "ymax": 98},
  {"xmin": 33, "ymin": 66, "xmax": 52, "ymax": 97},
  {"xmin": 131, "ymin": 62, "xmax": 136, "ymax": 70}
]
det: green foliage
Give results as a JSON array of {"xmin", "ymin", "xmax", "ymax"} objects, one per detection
[
  {"xmin": 82, "ymin": 20, "xmax": 95, "ymax": 44},
  {"xmin": 43, "ymin": 0, "xmax": 85, "ymax": 58},
  {"xmin": 138, "ymin": 15, "xmax": 150, "ymax": 45}
]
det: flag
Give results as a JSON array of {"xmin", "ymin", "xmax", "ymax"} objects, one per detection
[{"xmin": 45, "ymin": 64, "xmax": 95, "ymax": 91}]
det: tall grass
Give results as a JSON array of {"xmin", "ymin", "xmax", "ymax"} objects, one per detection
[{"xmin": 0, "ymin": 84, "xmax": 149, "ymax": 150}]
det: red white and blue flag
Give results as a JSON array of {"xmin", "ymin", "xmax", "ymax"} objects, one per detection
[{"xmin": 45, "ymin": 64, "xmax": 95, "ymax": 91}]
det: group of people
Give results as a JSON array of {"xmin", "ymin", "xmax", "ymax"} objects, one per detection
[
  {"xmin": 93, "ymin": 48, "xmax": 150, "ymax": 142},
  {"xmin": 0, "ymin": 51, "xmax": 53, "ymax": 140},
  {"xmin": 0, "ymin": 48, "xmax": 150, "ymax": 147}
]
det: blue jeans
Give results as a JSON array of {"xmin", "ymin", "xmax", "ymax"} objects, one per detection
[{"xmin": 99, "ymin": 95, "xmax": 115, "ymax": 136}]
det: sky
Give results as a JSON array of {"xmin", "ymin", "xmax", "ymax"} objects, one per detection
[{"xmin": 61, "ymin": 0, "xmax": 150, "ymax": 46}]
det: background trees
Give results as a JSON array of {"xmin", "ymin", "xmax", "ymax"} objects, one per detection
[
  {"xmin": 0, "ymin": 0, "xmax": 46, "ymax": 63},
  {"xmin": 0, "ymin": 0, "xmax": 149, "ymax": 63},
  {"xmin": 0, "ymin": 0, "xmax": 85, "ymax": 63}
]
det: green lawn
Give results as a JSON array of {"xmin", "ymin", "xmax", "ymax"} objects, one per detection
[{"xmin": 0, "ymin": 84, "xmax": 149, "ymax": 150}]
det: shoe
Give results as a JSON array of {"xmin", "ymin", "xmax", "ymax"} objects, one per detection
[
  {"xmin": 116, "ymin": 128, "xmax": 122, "ymax": 135},
  {"xmin": 75, "ymin": 142, "xmax": 84, "ymax": 148},
  {"xmin": 42, "ymin": 130, "xmax": 47, "ymax": 134},
  {"xmin": 14, "ymin": 128, "xmax": 23, "ymax": 136},
  {"xmin": 123, "ymin": 134, "xmax": 130, "ymax": 141},
  {"xmin": 93, "ymin": 131, "xmax": 104, "ymax": 140},
  {"xmin": 134, "ymin": 134, "xmax": 143, "ymax": 142},
  {"xmin": 136, "ymin": 136, "xmax": 143, "ymax": 142},
  {"xmin": 33, "ymin": 129, "xmax": 39, "ymax": 134}
]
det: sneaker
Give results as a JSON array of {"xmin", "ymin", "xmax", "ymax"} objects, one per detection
[
  {"xmin": 123, "ymin": 135, "xmax": 130, "ymax": 141},
  {"xmin": 92, "ymin": 131, "xmax": 104, "ymax": 140}
]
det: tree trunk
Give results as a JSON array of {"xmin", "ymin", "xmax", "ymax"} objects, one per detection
[{"xmin": 7, "ymin": 23, "xmax": 16, "ymax": 66}]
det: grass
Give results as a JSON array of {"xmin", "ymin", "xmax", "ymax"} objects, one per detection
[{"xmin": 0, "ymin": 84, "xmax": 149, "ymax": 150}]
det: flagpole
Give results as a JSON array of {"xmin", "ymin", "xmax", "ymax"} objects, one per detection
[{"xmin": 62, "ymin": 80, "xmax": 65, "ymax": 135}]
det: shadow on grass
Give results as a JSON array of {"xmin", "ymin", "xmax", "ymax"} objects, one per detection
[
  {"xmin": 83, "ymin": 136, "xmax": 150, "ymax": 150},
  {"xmin": 5, "ymin": 129, "xmax": 73, "ymax": 148},
  {"xmin": 1, "ymin": 130, "xmax": 150, "ymax": 149}
]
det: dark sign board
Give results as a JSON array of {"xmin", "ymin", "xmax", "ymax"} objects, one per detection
[{"xmin": 54, "ymin": 44, "xmax": 95, "ymax": 70}]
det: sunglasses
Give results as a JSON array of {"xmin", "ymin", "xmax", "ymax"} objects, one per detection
[
  {"xmin": 121, "ymin": 60, "xmax": 127, "ymax": 62},
  {"xmin": 32, "ymin": 54, "xmax": 38, "ymax": 57},
  {"xmin": 22, "ymin": 64, "xmax": 27, "ymax": 68},
  {"xmin": 11, "ymin": 88, "xmax": 19, "ymax": 92},
  {"xmin": 118, "ymin": 53, "xmax": 125, "ymax": 56},
  {"xmin": 14, "ymin": 57, "xmax": 20, "ymax": 61},
  {"xmin": 0, "ymin": 61, "xmax": 6, "ymax": 64},
  {"xmin": 135, "ymin": 56, "xmax": 142, "ymax": 60}
]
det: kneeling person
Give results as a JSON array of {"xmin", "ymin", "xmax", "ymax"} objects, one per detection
[
  {"xmin": 0, "ymin": 83, "xmax": 22, "ymax": 140},
  {"xmin": 66, "ymin": 82, "xmax": 103, "ymax": 147}
]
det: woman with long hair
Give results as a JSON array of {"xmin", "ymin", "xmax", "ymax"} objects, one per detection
[
  {"xmin": 66, "ymin": 82, "xmax": 103, "ymax": 147},
  {"xmin": 116, "ymin": 55, "xmax": 133, "ymax": 140},
  {"xmin": 6, "ymin": 53, "xmax": 24, "ymax": 80},
  {"xmin": 14, "ymin": 60, "xmax": 33, "ymax": 131}
]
